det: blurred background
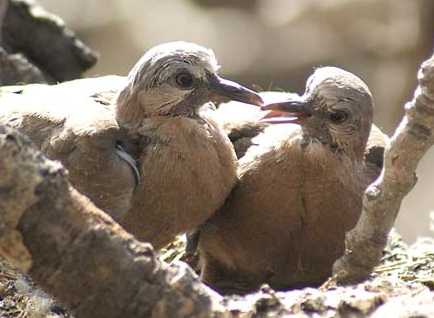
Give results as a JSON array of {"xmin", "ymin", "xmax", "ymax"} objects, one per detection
[{"xmin": 37, "ymin": 0, "xmax": 434, "ymax": 242}]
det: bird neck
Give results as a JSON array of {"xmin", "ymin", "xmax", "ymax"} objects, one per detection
[
  {"xmin": 301, "ymin": 133, "xmax": 366, "ymax": 163},
  {"xmin": 115, "ymin": 89, "xmax": 204, "ymax": 131}
]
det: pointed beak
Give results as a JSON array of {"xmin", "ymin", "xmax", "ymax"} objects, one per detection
[
  {"xmin": 208, "ymin": 74, "xmax": 264, "ymax": 106},
  {"xmin": 259, "ymin": 98, "xmax": 312, "ymax": 124}
]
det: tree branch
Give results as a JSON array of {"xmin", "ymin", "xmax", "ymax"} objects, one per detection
[
  {"xmin": 2, "ymin": 0, "xmax": 97, "ymax": 82},
  {"xmin": 0, "ymin": 125, "xmax": 223, "ymax": 318},
  {"xmin": 333, "ymin": 51, "xmax": 434, "ymax": 283}
]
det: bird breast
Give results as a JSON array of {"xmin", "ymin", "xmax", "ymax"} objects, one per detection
[
  {"xmin": 124, "ymin": 115, "xmax": 238, "ymax": 248},
  {"xmin": 212, "ymin": 133, "xmax": 365, "ymax": 277},
  {"xmin": 265, "ymin": 135, "xmax": 365, "ymax": 230}
]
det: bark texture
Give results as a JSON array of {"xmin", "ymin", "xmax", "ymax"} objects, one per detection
[
  {"xmin": 0, "ymin": 0, "xmax": 97, "ymax": 85},
  {"xmin": 333, "ymin": 51, "xmax": 434, "ymax": 283},
  {"xmin": 0, "ymin": 125, "xmax": 222, "ymax": 318}
]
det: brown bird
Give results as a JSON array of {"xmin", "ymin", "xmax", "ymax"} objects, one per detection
[
  {"xmin": 0, "ymin": 41, "xmax": 264, "ymax": 249},
  {"xmin": 117, "ymin": 42, "xmax": 263, "ymax": 248},
  {"xmin": 198, "ymin": 67, "xmax": 388, "ymax": 294}
]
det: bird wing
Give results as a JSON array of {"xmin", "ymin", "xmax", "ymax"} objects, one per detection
[{"xmin": 0, "ymin": 77, "xmax": 137, "ymax": 220}]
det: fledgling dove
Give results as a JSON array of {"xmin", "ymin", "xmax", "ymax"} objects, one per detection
[
  {"xmin": 198, "ymin": 67, "xmax": 388, "ymax": 294},
  {"xmin": 0, "ymin": 41, "xmax": 264, "ymax": 249},
  {"xmin": 117, "ymin": 42, "xmax": 263, "ymax": 248}
]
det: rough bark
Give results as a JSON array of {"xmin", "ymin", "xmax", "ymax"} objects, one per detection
[
  {"xmin": 1, "ymin": 0, "xmax": 97, "ymax": 84},
  {"xmin": 0, "ymin": 125, "xmax": 223, "ymax": 318},
  {"xmin": 333, "ymin": 51, "xmax": 434, "ymax": 283}
]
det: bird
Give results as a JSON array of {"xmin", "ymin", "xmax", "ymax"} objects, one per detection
[
  {"xmin": 197, "ymin": 66, "xmax": 388, "ymax": 294},
  {"xmin": 0, "ymin": 41, "xmax": 264, "ymax": 249},
  {"xmin": 0, "ymin": 75, "xmax": 136, "ymax": 220}
]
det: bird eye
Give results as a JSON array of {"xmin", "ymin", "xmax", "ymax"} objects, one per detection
[
  {"xmin": 175, "ymin": 72, "xmax": 195, "ymax": 89},
  {"xmin": 329, "ymin": 110, "xmax": 349, "ymax": 124}
]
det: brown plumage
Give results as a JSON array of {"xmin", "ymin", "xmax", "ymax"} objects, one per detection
[
  {"xmin": 0, "ymin": 76, "xmax": 135, "ymax": 220},
  {"xmin": 198, "ymin": 67, "xmax": 388, "ymax": 294},
  {"xmin": 0, "ymin": 42, "xmax": 264, "ymax": 249}
]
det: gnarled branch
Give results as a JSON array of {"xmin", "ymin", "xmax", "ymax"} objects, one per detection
[
  {"xmin": 0, "ymin": 125, "xmax": 222, "ymax": 318},
  {"xmin": 333, "ymin": 51, "xmax": 434, "ymax": 283}
]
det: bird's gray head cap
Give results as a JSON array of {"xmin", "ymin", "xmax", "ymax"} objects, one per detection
[
  {"xmin": 261, "ymin": 67, "xmax": 374, "ymax": 158},
  {"xmin": 116, "ymin": 41, "xmax": 263, "ymax": 128}
]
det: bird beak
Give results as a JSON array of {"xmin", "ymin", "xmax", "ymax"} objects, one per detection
[
  {"xmin": 208, "ymin": 74, "xmax": 264, "ymax": 106},
  {"xmin": 259, "ymin": 98, "xmax": 312, "ymax": 124}
]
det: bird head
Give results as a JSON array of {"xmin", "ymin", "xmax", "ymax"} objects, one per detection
[
  {"xmin": 261, "ymin": 67, "xmax": 373, "ymax": 158},
  {"xmin": 116, "ymin": 41, "xmax": 263, "ymax": 127}
]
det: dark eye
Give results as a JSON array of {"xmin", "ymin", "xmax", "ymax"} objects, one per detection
[
  {"xmin": 329, "ymin": 110, "xmax": 349, "ymax": 124},
  {"xmin": 175, "ymin": 72, "xmax": 194, "ymax": 89}
]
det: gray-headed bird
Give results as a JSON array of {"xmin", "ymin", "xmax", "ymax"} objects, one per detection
[
  {"xmin": 0, "ymin": 41, "xmax": 263, "ymax": 249},
  {"xmin": 198, "ymin": 67, "xmax": 388, "ymax": 294}
]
